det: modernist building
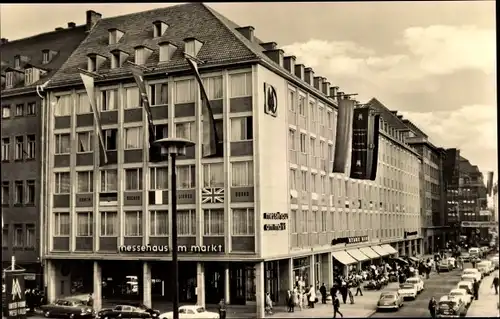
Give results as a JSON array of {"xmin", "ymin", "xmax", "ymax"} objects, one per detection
[
  {"xmin": 0, "ymin": 21, "xmax": 88, "ymax": 285},
  {"xmin": 41, "ymin": 4, "xmax": 421, "ymax": 316}
]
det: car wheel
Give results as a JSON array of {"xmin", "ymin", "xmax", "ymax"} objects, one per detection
[{"xmin": 44, "ymin": 311, "xmax": 51, "ymax": 318}]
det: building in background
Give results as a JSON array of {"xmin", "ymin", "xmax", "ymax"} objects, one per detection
[
  {"xmin": 443, "ymin": 148, "xmax": 461, "ymax": 245},
  {"xmin": 0, "ymin": 21, "xmax": 88, "ymax": 286}
]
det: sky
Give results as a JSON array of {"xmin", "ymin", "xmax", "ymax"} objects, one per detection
[{"xmin": 0, "ymin": 2, "xmax": 497, "ymax": 186}]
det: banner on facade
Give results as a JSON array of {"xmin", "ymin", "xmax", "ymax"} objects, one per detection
[
  {"xmin": 350, "ymin": 107, "xmax": 369, "ymax": 179},
  {"xmin": 333, "ymin": 97, "xmax": 355, "ymax": 173},
  {"xmin": 4, "ymin": 271, "xmax": 26, "ymax": 319},
  {"xmin": 486, "ymin": 171, "xmax": 494, "ymax": 196}
]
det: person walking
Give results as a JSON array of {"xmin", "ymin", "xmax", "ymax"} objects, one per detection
[
  {"xmin": 355, "ymin": 276, "xmax": 363, "ymax": 296},
  {"xmin": 308, "ymin": 285, "xmax": 316, "ymax": 308},
  {"xmin": 348, "ymin": 285, "xmax": 355, "ymax": 304},
  {"xmin": 330, "ymin": 283, "xmax": 338, "ymax": 300},
  {"xmin": 287, "ymin": 290, "xmax": 294, "ymax": 312},
  {"xmin": 428, "ymin": 296, "xmax": 437, "ymax": 319},
  {"xmin": 293, "ymin": 287, "xmax": 299, "ymax": 311},
  {"xmin": 473, "ymin": 279, "xmax": 480, "ymax": 300},
  {"xmin": 320, "ymin": 283, "xmax": 327, "ymax": 304},
  {"xmin": 218, "ymin": 298, "xmax": 227, "ymax": 319},
  {"xmin": 332, "ymin": 295, "xmax": 343, "ymax": 318},
  {"xmin": 265, "ymin": 292, "xmax": 273, "ymax": 315},
  {"xmin": 492, "ymin": 274, "xmax": 499, "ymax": 295}
]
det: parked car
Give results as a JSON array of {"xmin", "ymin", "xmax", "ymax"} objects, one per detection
[
  {"xmin": 97, "ymin": 305, "xmax": 153, "ymax": 319},
  {"xmin": 490, "ymin": 255, "xmax": 499, "ymax": 269},
  {"xmin": 456, "ymin": 281, "xmax": 474, "ymax": 295},
  {"xmin": 376, "ymin": 292, "xmax": 404, "ymax": 311},
  {"xmin": 462, "ymin": 268, "xmax": 482, "ymax": 282},
  {"xmin": 439, "ymin": 260, "xmax": 453, "ymax": 272},
  {"xmin": 477, "ymin": 260, "xmax": 494, "ymax": 275},
  {"xmin": 40, "ymin": 299, "xmax": 94, "ymax": 319},
  {"xmin": 448, "ymin": 288, "xmax": 473, "ymax": 307},
  {"xmin": 437, "ymin": 299, "xmax": 467, "ymax": 317},
  {"xmin": 397, "ymin": 283, "xmax": 418, "ymax": 300},
  {"xmin": 461, "ymin": 253, "xmax": 471, "ymax": 262},
  {"xmin": 159, "ymin": 306, "xmax": 219, "ymax": 319},
  {"xmin": 469, "ymin": 247, "xmax": 481, "ymax": 259},
  {"xmin": 405, "ymin": 277, "xmax": 424, "ymax": 293}
]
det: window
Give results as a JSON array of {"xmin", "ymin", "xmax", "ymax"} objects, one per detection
[
  {"xmin": 177, "ymin": 210, "xmax": 196, "ymax": 235},
  {"xmin": 300, "ymin": 171, "xmax": 307, "ymax": 191},
  {"xmin": 76, "ymin": 212, "xmax": 93, "ymax": 236},
  {"xmin": 42, "ymin": 50, "xmax": 50, "ymax": 64},
  {"xmin": 77, "ymin": 132, "xmax": 93, "ymax": 153},
  {"xmin": 104, "ymin": 129, "xmax": 117, "ymax": 150},
  {"xmin": 288, "ymin": 90, "xmax": 296, "ymax": 112},
  {"xmin": 76, "ymin": 93, "xmax": 91, "ymax": 114},
  {"xmin": 2, "ymin": 105, "xmax": 10, "ymax": 119},
  {"xmin": 154, "ymin": 124, "xmax": 169, "ymax": 140},
  {"xmin": 177, "ymin": 165, "xmax": 196, "ymax": 189},
  {"xmin": 125, "ymin": 86, "xmax": 140, "ymax": 109},
  {"xmin": 26, "ymin": 180, "xmax": 35, "ymax": 204},
  {"xmin": 26, "ymin": 224, "xmax": 35, "ymax": 247},
  {"xmin": 232, "ymin": 208, "xmax": 254, "ymax": 235},
  {"xmin": 54, "ymin": 95, "xmax": 72, "ymax": 116},
  {"xmin": 229, "ymin": 73, "xmax": 252, "ymax": 97},
  {"xmin": 14, "ymin": 181, "xmax": 23, "ymax": 205},
  {"xmin": 230, "ymin": 117, "xmax": 253, "ymax": 141},
  {"xmin": 203, "ymin": 163, "xmax": 224, "ymax": 188},
  {"xmin": 124, "ymin": 211, "xmax": 142, "ymax": 236},
  {"xmin": 175, "ymin": 79, "xmax": 195, "ymax": 103},
  {"xmin": 2, "ymin": 181, "xmax": 9, "ymax": 206},
  {"xmin": 77, "ymin": 171, "xmax": 93, "ymax": 193},
  {"xmin": 125, "ymin": 168, "xmax": 142, "ymax": 190},
  {"xmin": 54, "ymin": 213, "xmax": 70, "ymax": 236},
  {"xmin": 175, "ymin": 122, "xmax": 195, "ymax": 140},
  {"xmin": 6, "ymin": 72, "xmax": 15, "ymax": 89},
  {"xmin": 13, "ymin": 225, "xmax": 23, "ymax": 247},
  {"xmin": 150, "ymin": 167, "xmax": 168, "ymax": 189},
  {"xmin": 25, "ymin": 135, "xmax": 35, "ymax": 159},
  {"xmin": 149, "ymin": 83, "xmax": 168, "ymax": 106},
  {"xmin": 14, "ymin": 56, "xmax": 20, "ymax": 68},
  {"xmin": 100, "ymin": 169, "xmax": 118, "ymax": 192},
  {"xmin": 54, "ymin": 172, "xmax": 70, "ymax": 194},
  {"xmin": 150, "ymin": 210, "xmax": 169, "ymax": 236},
  {"xmin": 55, "ymin": 134, "xmax": 70, "ymax": 154},
  {"xmin": 202, "ymin": 76, "xmax": 223, "ymax": 99},
  {"xmin": 299, "ymin": 133, "xmax": 307, "ymax": 153},
  {"xmin": 2, "ymin": 228, "xmax": 8, "ymax": 247},
  {"xmin": 231, "ymin": 161, "xmax": 253, "ymax": 186},
  {"xmin": 88, "ymin": 56, "xmax": 97, "ymax": 72},
  {"xmin": 15, "ymin": 136, "xmax": 24, "ymax": 160},
  {"xmin": 203, "ymin": 209, "xmax": 224, "ymax": 235},
  {"xmin": 124, "ymin": 127, "xmax": 143, "ymax": 149},
  {"xmin": 15, "ymin": 104, "xmax": 24, "ymax": 116},
  {"xmin": 25, "ymin": 69, "xmax": 35, "ymax": 86},
  {"xmin": 100, "ymin": 211, "xmax": 118, "ymax": 236},
  {"xmin": 298, "ymin": 96, "xmax": 305, "ymax": 116},
  {"xmin": 101, "ymin": 89, "xmax": 118, "ymax": 111},
  {"xmin": 1, "ymin": 138, "xmax": 9, "ymax": 161}
]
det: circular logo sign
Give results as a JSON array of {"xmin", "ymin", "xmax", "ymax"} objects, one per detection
[{"xmin": 267, "ymin": 85, "xmax": 278, "ymax": 115}]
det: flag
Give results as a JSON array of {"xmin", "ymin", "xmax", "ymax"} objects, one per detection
[
  {"xmin": 350, "ymin": 107, "xmax": 369, "ymax": 179},
  {"xmin": 368, "ymin": 114, "xmax": 380, "ymax": 181},
  {"xmin": 185, "ymin": 56, "xmax": 221, "ymax": 157},
  {"xmin": 333, "ymin": 97, "xmax": 355, "ymax": 173},
  {"xmin": 79, "ymin": 72, "xmax": 108, "ymax": 165},
  {"xmin": 486, "ymin": 171, "xmax": 494, "ymax": 196}
]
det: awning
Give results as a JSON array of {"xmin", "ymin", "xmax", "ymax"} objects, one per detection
[
  {"xmin": 332, "ymin": 250, "xmax": 357, "ymax": 265},
  {"xmin": 409, "ymin": 256, "xmax": 420, "ymax": 262},
  {"xmin": 371, "ymin": 245, "xmax": 390, "ymax": 257},
  {"xmin": 346, "ymin": 248, "xmax": 370, "ymax": 262},
  {"xmin": 391, "ymin": 257, "xmax": 409, "ymax": 264},
  {"xmin": 381, "ymin": 244, "xmax": 398, "ymax": 255},
  {"xmin": 359, "ymin": 247, "xmax": 380, "ymax": 259}
]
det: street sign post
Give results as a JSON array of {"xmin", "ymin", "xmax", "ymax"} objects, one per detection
[{"xmin": 3, "ymin": 270, "xmax": 26, "ymax": 319}]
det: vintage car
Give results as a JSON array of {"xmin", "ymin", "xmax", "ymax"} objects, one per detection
[
  {"xmin": 96, "ymin": 305, "xmax": 156, "ymax": 319},
  {"xmin": 376, "ymin": 292, "xmax": 404, "ymax": 311},
  {"xmin": 405, "ymin": 277, "xmax": 424, "ymax": 293},
  {"xmin": 461, "ymin": 268, "xmax": 482, "ymax": 282},
  {"xmin": 456, "ymin": 281, "xmax": 474, "ymax": 295},
  {"xmin": 159, "ymin": 306, "xmax": 219, "ymax": 319},
  {"xmin": 491, "ymin": 255, "xmax": 499, "ymax": 269},
  {"xmin": 448, "ymin": 288, "xmax": 473, "ymax": 307},
  {"xmin": 40, "ymin": 299, "xmax": 94, "ymax": 318},
  {"xmin": 460, "ymin": 253, "xmax": 471, "ymax": 262},
  {"xmin": 437, "ymin": 299, "xmax": 467, "ymax": 318},
  {"xmin": 477, "ymin": 261, "xmax": 494, "ymax": 275},
  {"xmin": 397, "ymin": 283, "xmax": 417, "ymax": 300}
]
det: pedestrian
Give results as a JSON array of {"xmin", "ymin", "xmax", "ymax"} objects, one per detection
[
  {"xmin": 473, "ymin": 279, "xmax": 480, "ymax": 300},
  {"xmin": 355, "ymin": 277, "xmax": 363, "ymax": 296},
  {"xmin": 320, "ymin": 283, "xmax": 327, "ymax": 304},
  {"xmin": 332, "ymin": 295, "xmax": 343, "ymax": 318},
  {"xmin": 308, "ymin": 285, "xmax": 316, "ymax": 308},
  {"xmin": 492, "ymin": 274, "xmax": 499, "ymax": 295},
  {"xmin": 87, "ymin": 293, "xmax": 94, "ymax": 308},
  {"xmin": 293, "ymin": 287, "xmax": 299, "ymax": 311},
  {"xmin": 218, "ymin": 298, "xmax": 227, "ymax": 319},
  {"xmin": 330, "ymin": 283, "xmax": 337, "ymax": 301},
  {"xmin": 265, "ymin": 292, "xmax": 273, "ymax": 315},
  {"xmin": 348, "ymin": 286, "xmax": 354, "ymax": 304},
  {"xmin": 286, "ymin": 290, "xmax": 294, "ymax": 312},
  {"xmin": 428, "ymin": 296, "xmax": 437, "ymax": 319}
]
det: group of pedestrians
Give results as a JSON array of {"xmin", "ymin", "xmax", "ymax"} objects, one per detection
[{"xmin": 25, "ymin": 288, "xmax": 45, "ymax": 313}]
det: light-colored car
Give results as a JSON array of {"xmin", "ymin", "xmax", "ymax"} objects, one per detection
[
  {"xmin": 490, "ymin": 256, "xmax": 499, "ymax": 269},
  {"xmin": 462, "ymin": 268, "xmax": 482, "ymax": 282},
  {"xmin": 461, "ymin": 274, "xmax": 477, "ymax": 284},
  {"xmin": 439, "ymin": 260, "xmax": 453, "ymax": 272},
  {"xmin": 376, "ymin": 292, "xmax": 404, "ymax": 310},
  {"xmin": 469, "ymin": 247, "xmax": 481, "ymax": 259},
  {"xmin": 159, "ymin": 306, "xmax": 219, "ymax": 319},
  {"xmin": 447, "ymin": 257, "xmax": 456, "ymax": 268},
  {"xmin": 456, "ymin": 281, "xmax": 474, "ymax": 295},
  {"xmin": 406, "ymin": 277, "xmax": 424, "ymax": 293},
  {"xmin": 449, "ymin": 288, "xmax": 473, "ymax": 306},
  {"xmin": 397, "ymin": 283, "xmax": 418, "ymax": 300},
  {"xmin": 461, "ymin": 253, "xmax": 471, "ymax": 262}
]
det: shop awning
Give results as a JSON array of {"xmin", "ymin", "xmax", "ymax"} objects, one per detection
[
  {"xmin": 346, "ymin": 248, "xmax": 370, "ymax": 262},
  {"xmin": 332, "ymin": 250, "xmax": 358, "ymax": 265},
  {"xmin": 359, "ymin": 247, "xmax": 380, "ymax": 259},
  {"xmin": 381, "ymin": 244, "xmax": 398, "ymax": 255},
  {"xmin": 371, "ymin": 245, "xmax": 390, "ymax": 257},
  {"xmin": 409, "ymin": 256, "xmax": 420, "ymax": 262}
]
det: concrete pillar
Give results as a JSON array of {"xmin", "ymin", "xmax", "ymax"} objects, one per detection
[
  {"xmin": 93, "ymin": 261, "xmax": 102, "ymax": 311},
  {"xmin": 255, "ymin": 262, "xmax": 265, "ymax": 319},
  {"xmin": 310, "ymin": 255, "xmax": 316, "ymax": 289},
  {"xmin": 321, "ymin": 253, "xmax": 333, "ymax": 287},
  {"xmin": 143, "ymin": 262, "xmax": 152, "ymax": 308},
  {"xmin": 224, "ymin": 264, "xmax": 230, "ymax": 304},
  {"xmin": 46, "ymin": 260, "xmax": 57, "ymax": 304},
  {"xmin": 196, "ymin": 262, "xmax": 206, "ymax": 307},
  {"xmin": 288, "ymin": 259, "xmax": 294, "ymax": 291}
]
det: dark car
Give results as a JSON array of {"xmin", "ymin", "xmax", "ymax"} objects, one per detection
[
  {"xmin": 40, "ymin": 299, "xmax": 94, "ymax": 318},
  {"xmin": 97, "ymin": 305, "xmax": 156, "ymax": 319},
  {"xmin": 437, "ymin": 300, "xmax": 467, "ymax": 318}
]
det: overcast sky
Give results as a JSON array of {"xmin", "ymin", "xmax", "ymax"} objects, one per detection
[{"xmin": 1, "ymin": 2, "xmax": 497, "ymax": 188}]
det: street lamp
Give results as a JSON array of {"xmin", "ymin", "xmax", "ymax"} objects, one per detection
[{"xmin": 154, "ymin": 137, "xmax": 195, "ymax": 319}]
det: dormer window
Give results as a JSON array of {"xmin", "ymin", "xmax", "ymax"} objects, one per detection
[
  {"xmin": 6, "ymin": 72, "xmax": 15, "ymax": 89},
  {"xmin": 183, "ymin": 38, "xmax": 203, "ymax": 57},
  {"xmin": 158, "ymin": 41, "xmax": 177, "ymax": 63},
  {"xmin": 42, "ymin": 50, "xmax": 50, "ymax": 64},
  {"xmin": 134, "ymin": 46, "xmax": 153, "ymax": 65},
  {"xmin": 110, "ymin": 50, "xmax": 129, "ymax": 69},
  {"xmin": 24, "ymin": 65, "xmax": 46, "ymax": 86},
  {"xmin": 153, "ymin": 21, "xmax": 168, "ymax": 38},
  {"xmin": 87, "ymin": 53, "xmax": 106, "ymax": 72},
  {"xmin": 108, "ymin": 28, "xmax": 124, "ymax": 45},
  {"xmin": 14, "ymin": 56, "xmax": 20, "ymax": 69}
]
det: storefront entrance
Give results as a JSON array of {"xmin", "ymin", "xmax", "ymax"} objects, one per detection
[
  {"xmin": 229, "ymin": 263, "xmax": 256, "ymax": 305},
  {"xmin": 293, "ymin": 257, "xmax": 310, "ymax": 289},
  {"xmin": 205, "ymin": 262, "xmax": 225, "ymax": 304},
  {"xmin": 264, "ymin": 261, "xmax": 279, "ymax": 303}
]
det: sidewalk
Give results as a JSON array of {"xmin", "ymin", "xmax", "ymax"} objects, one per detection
[{"xmin": 466, "ymin": 270, "xmax": 500, "ymax": 317}]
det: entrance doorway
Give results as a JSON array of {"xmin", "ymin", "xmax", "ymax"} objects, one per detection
[
  {"xmin": 229, "ymin": 263, "xmax": 254, "ymax": 305},
  {"xmin": 205, "ymin": 262, "xmax": 225, "ymax": 304},
  {"xmin": 264, "ymin": 261, "xmax": 279, "ymax": 303}
]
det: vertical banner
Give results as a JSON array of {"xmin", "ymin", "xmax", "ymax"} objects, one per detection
[
  {"xmin": 486, "ymin": 171, "xmax": 494, "ymax": 196},
  {"xmin": 369, "ymin": 114, "xmax": 381, "ymax": 181},
  {"xmin": 350, "ymin": 107, "xmax": 370, "ymax": 179},
  {"xmin": 4, "ymin": 271, "xmax": 26, "ymax": 319},
  {"xmin": 333, "ymin": 98, "xmax": 355, "ymax": 173}
]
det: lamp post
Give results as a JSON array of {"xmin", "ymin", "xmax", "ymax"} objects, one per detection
[{"xmin": 154, "ymin": 137, "xmax": 195, "ymax": 319}]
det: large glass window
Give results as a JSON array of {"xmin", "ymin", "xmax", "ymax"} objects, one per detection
[
  {"xmin": 203, "ymin": 209, "xmax": 224, "ymax": 235},
  {"xmin": 232, "ymin": 208, "xmax": 254, "ymax": 235}
]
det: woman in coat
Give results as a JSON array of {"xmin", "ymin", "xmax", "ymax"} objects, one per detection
[{"xmin": 308, "ymin": 285, "xmax": 316, "ymax": 308}]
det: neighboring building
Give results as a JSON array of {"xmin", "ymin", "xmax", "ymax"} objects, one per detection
[
  {"xmin": 41, "ymin": 4, "xmax": 421, "ymax": 316},
  {"xmin": 400, "ymin": 117, "xmax": 447, "ymax": 254},
  {"xmin": 0, "ymin": 21, "xmax": 88, "ymax": 286},
  {"xmin": 443, "ymin": 148, "xmax": 461, "ymax": 245}
]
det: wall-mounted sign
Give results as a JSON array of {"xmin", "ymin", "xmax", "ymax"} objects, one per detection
[
  {"xmin": 404, "ymin": 231, "xmax": 418, "ymax": 238},
  {"xmin": 479, "ymin": 210, "xmax": 492, "ymax": 216},
  {"xmin": 263, "ymin": 212, "xmax": 288, "ymax": 231},
  {"xmin": 331, "ymin": 235, "xmax": 369, "ymax": 245},
  {"xmin": 263, "ymin": 83, "xmax": 278, "ymax": 117},
  {"xmin": 461, "ymin": 221, "xmax": 497, "ymax": 228},
  {"xmin": 4, "ymin": 271, "xmax": 26, "ymax": 319}
]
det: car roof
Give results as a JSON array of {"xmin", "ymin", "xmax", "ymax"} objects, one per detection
[
  {"xmin": 450, "ymin": 289, "xmax": 466, "ymax": 294},
  {"xmin": 179, "ymin": 305, "xmax": 200, "ymax": 310},
  {"xmin": 457, "ymin": 281, "xmax": 472, "ymax": 285},
  {"xmin": 463, "ymin": 268, "xmax": 477, "ymax": 272}
]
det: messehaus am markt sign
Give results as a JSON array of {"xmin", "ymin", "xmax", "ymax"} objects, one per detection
[
  {"xmin": 263, "ymin": 212, "xmax": 289, "ymax": 231},
  {"xmin": 4, "ymin": 271, "xmax": 26, "ymax": 319},
  {"xmin": 461, "ymin": 221, "xmax": 497, "ymax": 228}
]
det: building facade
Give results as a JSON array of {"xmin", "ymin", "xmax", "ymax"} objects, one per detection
[
  {"xmin": 1, "ymin": 22, "xmax": 88, "ymax": 285},
  {"xmin": 40, "ymin": 4, "xmax": 422, "ymax": 316}
]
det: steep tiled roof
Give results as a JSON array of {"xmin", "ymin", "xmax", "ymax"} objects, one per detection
[
  {"xmin": 49, "ymin": 3, "xmax": 260, "ymax": 86},
  {"xmin": 0, "ymin": 25, "xmax": 88, "ymax": 95},
  {"xmin": 367, "ymin": 98, "xmax": 408, "ymax": 129}
]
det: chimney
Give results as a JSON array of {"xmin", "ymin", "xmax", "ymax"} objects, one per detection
[
  {"xmin": 86, "ymin": 10, "xmax": 102, "ymax": 32},
  {"xmin": 67, "ymin": 22, "xmax": 76, "ymax": 28},
  {"xmin": 329, "ymin": 86, "xmax": 339, "ymax": 98},
  {"xmin": 235, "ymin": 26, "xmax": 255, "ymax": 42},
  {"xmin": 283, "ymin": 56, "xmax": 296, "ymax": 73},
  {"xmin": 264, "ymin": 49, "xmax": 284, "ymax": 66},
  {"xmin": 261, "ymin": 42, "xmax": 277, "ymax": 51},
  {"xmin": 313, "ymin": 76, "xmax": 324, "ymax": 90},
  {"xmin": 294, "ymin": 64, "xmax": 305, "ymax": 80},
  {"xmin": 0, "ymin": 38, "xmax": 8, "ymax": 45},
  {"xmin": 304, "ymin": 67, "xmax": 314, "ymax": 85},
  {"xmin": 338, "ymin": 91, "xmax": 345, "ymax": 100},
  {"xmin": 55, "ymin": 27, "xmax": 64, "ymax": 31},
  {"xmin": 322, "ymin": 81, "xmax": 331, "ymax": 96}
]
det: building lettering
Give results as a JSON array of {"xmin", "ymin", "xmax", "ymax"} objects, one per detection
[
  {"xmin": 263, "ymin": 223, "xmax": 286, "ymax": 231},
  {"xmin": 263, "ymin": 212, "xmax": 289, "ymax": 220},
  {"xmin": 126, "ymin": 195, "xmax": 140, "ymax": 201}
]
